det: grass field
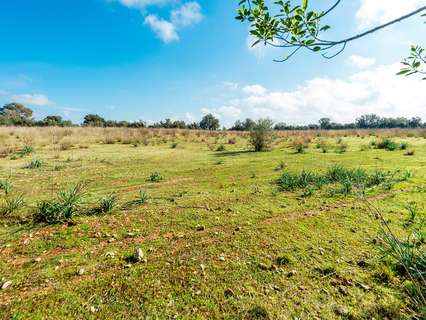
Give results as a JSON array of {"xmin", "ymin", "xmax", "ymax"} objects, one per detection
[{"xmin": 1, "ymin": 127, "xmax": 426, "ymax": 319}]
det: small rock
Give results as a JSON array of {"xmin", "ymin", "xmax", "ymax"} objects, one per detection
[
  {"xmin": 1, "ymin": 281, "xmax": 12, "ymax": 290},
  {"xmin": 107, "ymin": 238, "xmax": 116, "ymax": 243},
  {"xmin": 78, "ymin": 268, "xmax": 85, "ymax": 276},
  {"xmin": 124, "ymin": 264, "xmax": 132, "ymax": 269},
  {"xmin": 135, "ymin": 248, "xmax": 147, "ymax": 263},
  {"xmin": 358, "ymin": 283, "xmax": 371, "ymax": 291},
  {"xmin": 196, "ymin": 225, "xmax": 205, "ymax": 231},
  {"xmin": 90, "ymin": 306, "xmax": 98, "ymax": 313},
  {"xmin": 105, "ymin": 252, "xmax": 115, "ymax": 258},
  {"xmin": 33, "ymin": 257, "xmax": 42, "ymax": 263},
  {"xmin": 235, "ymin": 226, "xmax": 241, "ymax": 231},
  {"xmin": 218, "ymin": 255, "xmax": 226, "ymax": 262},
  {"xmin": 200, "ymin": 264, "xmax": 206, "ymax": 272}
]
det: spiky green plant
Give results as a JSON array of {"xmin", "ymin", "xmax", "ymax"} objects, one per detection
[
  {"xmin": 33, "ymin": 183, "xmax": 85, "ymax": 224},
  {"xmin": 0, "ymin": 179, "xmax": 12, "ymax": 195},
  {"xmin": 91, "ymin": 194, "xmax": 118, "ymax": 215},
  {"xmin": 1, "ymin": 194, "xmax": 25, "ymax": 215}
]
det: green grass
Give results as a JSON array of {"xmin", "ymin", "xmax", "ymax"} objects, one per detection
[{"xmin": 0, "ymin": 133, "xmax": 425, "ymax": 319}]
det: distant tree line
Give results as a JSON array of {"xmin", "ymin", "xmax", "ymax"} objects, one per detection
[
  {"xmin": 231, "ymin": 115, "xmax": 426, "ymax": 131},
  {"xmin": 1, "ymin": 102, "xmax": 425, "ymax": 130}
]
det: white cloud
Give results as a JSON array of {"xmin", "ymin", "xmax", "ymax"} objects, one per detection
[
  {"xmin": 356, "ymin": 0, "xmax": 425, "ymax": 29},
  {"xmin": 185, "ymin": 112, "xmax": 196, "ymax": 122},
  {"xmin": 144, "ymin": 14, "xmax": 179, "ymax": 43},
  {"xmin": 223, "ymin": 81, "xmax": 239, "ymax": 90},
  {"xmin": 171, "ymin": 2, "xmax": 203, "ymax": 27},
  {"xmin": 112, "ymin": 0, "xmax": 170, "ymax": 10},
  {"xmin": 348, "ymin": 54, "xmax": 376, "ymax": 68},
  {"xmin": 113, "ymin": 0, "xmax": 203, "ymax": 43},
  {"xmin": 243, "ymin": 84, "xmax": 267, "ymax": 95},
  {"xmin": 218, "ymin": 105, "xmax": 241, "ymax": 118},
  {"xmin": 11, "ymin": 93, "xmax": 49, "ymax": 106},
  {"xmin": 205, "ymin": 63, "xmax": 426, "ymax": 126}
]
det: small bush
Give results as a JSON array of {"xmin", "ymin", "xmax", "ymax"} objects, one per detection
[
  {"xmin": 171, "ymin": 142, "xmax": 178, "ymax": 149},
  {"xmin": 400, "ymin": 142, "xmax": 409, "ymax": 150},
  {"xmin": 249, "ymin": 119, "xmax": 275, "ymax": 152},
  {"xmin": 17, "ymin": 145, "xmax": 34, "ymax": 157},
  {"xmin": 293, "ymin": 143, "xmax": 305, "ymax": 154},
  {"xmin": 278, "ymin": 170, "xmax": 326, "ymax": 191},
  {"xmin": 1, "ymin": 194, "xmax": 25, "ymax": 215},
  {"xmin": 33, "ymin": 183, "xmax": 85, "ymax": 224},
  {"xmin": 91, "ymin": 194, "xmax": 117, "ymax": 215},
  {"xmin": 26, "ymin": 159, "xmax": 44, "ymax": 169},
  {"xmin": 216, "ymin": 144, "xmax": 226, "ymax": 152},
  {"xmin": 148, "ymin": 172, "xmax": 163, "ymax": 182},
  {"xmin": 376, "ymin": 139, "xmax": 398, "ymax": 151},
  {"xmin": 0, "ymin": 179, "xmax": 12, "ymax": 195},
  {"xmin": 125, "ymin": 190, "xmax": 149, "ymax": 208},
  {"xmin": 335, "ymin": 143, "xmax": 348, "ymax": 154},
  {"xmin": 278, "ymin": 165, "xmax": 393, "ymax": 195}
]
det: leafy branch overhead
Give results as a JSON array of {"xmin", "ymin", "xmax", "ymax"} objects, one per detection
[
  {"xmin": 236, "ymin": 0, "xmax": 426, "ymax": 76},
  {"xmin": 399, "ymin": 14, "xmax": 426, "ymax": 80}
]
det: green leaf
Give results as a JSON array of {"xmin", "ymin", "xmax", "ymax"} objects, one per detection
[{"xmin": 302, "ymin": 0, "xmax": 308, "ymax": 10}]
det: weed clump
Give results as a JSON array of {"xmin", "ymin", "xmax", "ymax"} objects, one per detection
[
  {"xmin": 0, "ymin": 179, "xmax": 12, "ymax": 195},
  {"xmin": 91, "ymin": 194, "xmax": 117, "ymax": 215},
  {"xmin": 17, "ymin": 145, "xmax": 34, "ymax": 157},
  {"xmin": 375, "ymin": 139, "xmax": 398, "ymax": 151},
  {"xmin": 1, "ymin": 194, "xmax": 25, "ymax": 216},
  {"xmin": 148, "ymin": 172, "xmax": 163, "ymax": 182},
  {"xmin": 278, "ymin": 165, "xmax": 395, "ymax": 195},
  {"xmin": 124, "ymin": 190, "xmax": 149, "ymax": 208},
  {"xmin": 216, "ymin": 144, "xmax": 226, "ymax": 152},
  {"xmin": 33, "ymin": 183, "xmax": 85, "ymax": 224},
  {"xmin": 26, "ymin": 159, "xmax": 44, "ymax": 169}
]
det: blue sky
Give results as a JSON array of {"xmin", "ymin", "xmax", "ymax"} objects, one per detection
[{"xmin": 0, "ymin": 0, "xmax": 425, "ymax": 126}]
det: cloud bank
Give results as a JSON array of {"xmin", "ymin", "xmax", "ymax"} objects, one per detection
[{"xmin": 205, "ymin": 62, "xmax": 426, "ymax": 127}]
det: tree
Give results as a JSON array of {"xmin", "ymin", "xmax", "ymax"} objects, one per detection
[
  {"xmin": 231, "ymin": 118, "xmax": 256, "ymax": 131},
  {"xmin": 319, "ymin": 118, "xmax": 331, "ymax": 130},
  {"xmin": 236, "ymin": 1, "xmax": 426, "ymax": 78},
  {"xmin": 199, "ymin": 114, "xmax": 220, "ymax": 131},
  {"xmin": 39, "ymin": 115, "xmax": 65, "ymax": 127},
  {"xmin": 83, "ymin": 114, "xmax": 106, "ymax": 127},
  {"xmin": 0, "ymin": 103, "xmax": 33, "ymax": 125},
  {"xmin": 249, "ymin": 118, "xmax": 275, "ymax": 152}
]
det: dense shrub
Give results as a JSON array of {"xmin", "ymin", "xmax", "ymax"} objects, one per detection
[
  {"xmin": 376, "ymin": 139, "xmax": 398, "ymax": 151},
  {"xmin": 249, "ymin": 119, "xmax": 275, "ymax": 152}
]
